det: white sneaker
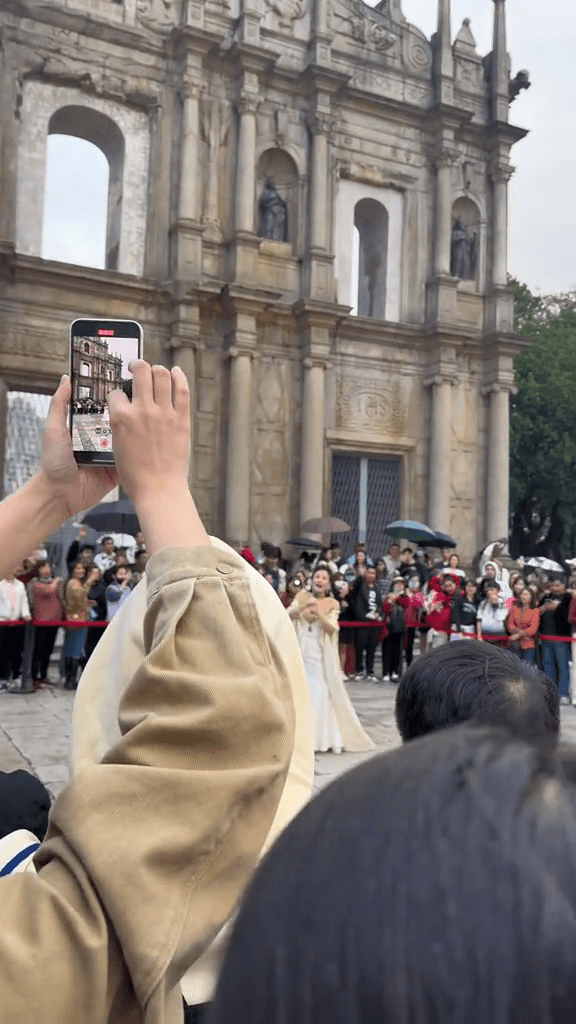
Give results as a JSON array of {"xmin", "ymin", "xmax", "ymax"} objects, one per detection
[{"xmin": 382, "ymin": 674, "xmax": 390, "ymax": 682}]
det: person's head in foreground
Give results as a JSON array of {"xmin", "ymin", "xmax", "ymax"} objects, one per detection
[
  {"xmin": 210, "ymin": 723, "xmax": 576, "ymax": 1024},
  {"xmin": 395, "ymin": 640, "xmax": 559, "ymax": 743}
]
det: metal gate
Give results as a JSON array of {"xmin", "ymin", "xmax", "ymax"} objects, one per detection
[{"xmin": 331, "ymin": 454, "xmax": 400, "ymax": 560}]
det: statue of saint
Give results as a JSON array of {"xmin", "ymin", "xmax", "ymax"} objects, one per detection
[
  {"xmin": 258, "ymin": 180, "xmax": 288, "ymax": 242},
  {"xmin": 450, "ymin": 220, "xmax": 477, "ymax": 281}
]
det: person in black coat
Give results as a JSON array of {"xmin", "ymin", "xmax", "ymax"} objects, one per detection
[
  {"xmin": 350, "ymin": 568, "xmax": 385, "ymax": 681},
  {"xmin": 83, "ymin": 566, "xmax": 107, "ymax": 665}
]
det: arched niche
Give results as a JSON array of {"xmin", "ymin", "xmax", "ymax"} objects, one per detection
[
  {"xmin": 354, "ymin": 198, "xmax": 389, "ymax": 320},
  {"xmin": 256, "ymin": 149, "xmax": 299, "ymax": 248},
  {"xmin": 48, "ymin": 106, "xmax": 125, "ymax": 270},
  {"xmin": 450, "ymin": 196, "xmax": 481, "ymax": 285}
]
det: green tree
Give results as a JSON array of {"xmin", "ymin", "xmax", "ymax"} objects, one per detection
[{"xmin": 510, "ymin": 278, "xmax": 576, "ymax": 554}]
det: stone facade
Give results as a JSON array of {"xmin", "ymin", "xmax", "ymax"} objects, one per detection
[{"xmin": 0, "ymin": 0, "xmax": 529, "ymax": 559}]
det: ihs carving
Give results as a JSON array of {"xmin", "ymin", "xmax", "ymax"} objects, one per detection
[{"xmin": 336, "ymin": 379, "xmax": 405, "ymax": 433}]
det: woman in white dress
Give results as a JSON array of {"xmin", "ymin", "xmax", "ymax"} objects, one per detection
[{"xmin": 288, "ymin": 567, "xmax": 374, "ymax": 755}]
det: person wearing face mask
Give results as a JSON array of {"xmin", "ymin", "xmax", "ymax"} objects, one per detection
[
  {"xmin": 403, "ymin": 575, "xmax": 425, "ymax": 666},
  {"xmin": 288, "ymin": 568, "xmax": 374, "ymax": 754}
]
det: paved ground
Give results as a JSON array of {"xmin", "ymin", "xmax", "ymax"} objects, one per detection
[
  {"xmin": 72, "ymin": 413, "xmax": 113, "ymax": 453},
  {"xmin": 2, "ymin": 665, "xmax": 576, "ymax": 800}
]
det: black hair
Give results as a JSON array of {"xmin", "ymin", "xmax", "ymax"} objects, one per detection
[
  {"xmin": 395, "ymin": 639, "xmax": 559, "ymax": 743},
  {"xmin": 401, "ymin": 546, "xmax": 413, "ymax": 554},
  {"xmin": 0, "ymin": 769, "xmax": 51, "ymax": 842},
  {"xmin": 210, "ymin": 724, "xmax": 576, "ymax": 1024},
  {"xmin": 101, "ymin": 535, "xmax": 114, "ymax": 544}
]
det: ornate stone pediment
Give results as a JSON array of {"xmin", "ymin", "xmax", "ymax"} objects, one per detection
[{"xmin": 331, "ymin": 0, "xmax": 431, "ymax": 75}]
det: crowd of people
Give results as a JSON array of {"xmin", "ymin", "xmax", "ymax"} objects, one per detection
[
  {"xmin": 0, "ymin": 531, "xmax": 148, "ymax": 692},
  {"xmin": 236, "ymin": 539, "xmax": 576, "ymax": 753},
  {"xmin": 2, "ymin": 360, "xmax": 576, "ymax": 1023}
]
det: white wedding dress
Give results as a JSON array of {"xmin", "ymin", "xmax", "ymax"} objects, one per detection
[{"xmin": 291, "ymin": 600, "xmax": 374, "ymax": 755}]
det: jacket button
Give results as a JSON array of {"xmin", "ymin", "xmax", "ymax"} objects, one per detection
[{"xmin": 217, "ymin": 564, "xmax": 234, "ymax": 574}]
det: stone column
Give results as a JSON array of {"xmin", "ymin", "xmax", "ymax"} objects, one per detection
[
  {"xmin": 171, "ymin": 338, "xmax": 201, "ymax": 464},
  {"xmin": 225, "ymin": 348, "xmax": 253, "ymax": 545},
  {"xmin": 300, "ymin": 357, "xmax": 326, "ymax": 527},
  {"xmin": 490, "ymin": 164, "xmax": 513, "ymax": 288},
  {"xmin": 433, "ymin": 146, "xmax": 458, "ymax": 277},
  {"xmin": 484, "ymin": 383, "xmax": 512, "ymax": 540},
  {"xmin": 0, "ymin": 379, "xmax": 8, "ymax": 500},
  {"xmin": 178, "ymin": 80, "xmax": 202, "ymax": 224},
  {"xmin": 235, "ymin": 93, "xmax": 259, "ymax": 235},
  {"xmin": 308, "ymin": 114, "xmax": 332, "ymax": 252},
  {"xmin": 426, "ymin": 375, "xmax": 453, "ymax": 531}
]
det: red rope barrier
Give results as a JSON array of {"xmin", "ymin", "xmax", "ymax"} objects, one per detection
[{"xmin": 0, "ymin": 619, "xmax": 108, "ymax": 628}]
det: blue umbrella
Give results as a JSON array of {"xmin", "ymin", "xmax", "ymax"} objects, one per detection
[
  {"xmin": 428, "ymin": 530, "xmax": 457, "ymax": 549},
  {"xmin": 384, "ymin": 520, "xmax": 438, "ymax": 544}
]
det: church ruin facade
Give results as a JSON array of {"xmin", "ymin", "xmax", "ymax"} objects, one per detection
[{"xmin": 0, "ymin": 0, "xmax": 528, "ymax": 559}]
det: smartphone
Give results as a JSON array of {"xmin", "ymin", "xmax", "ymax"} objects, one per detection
[{"xmin": 70, "ymin": 318, "xmax": 143, "ymax": 465}]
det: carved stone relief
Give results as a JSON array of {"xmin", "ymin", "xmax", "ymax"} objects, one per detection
[
  {"xmin": 336, "ymin": 378, "xmax": 406, "ymax": 434},
  {"xmin": 265, "ymin": 0, "xmax": 307, "ymax": 31},
  {"xmin": 199, "ymin": 97, "xmax": 231, "ymax": 239},
  {"xmin": 136, "ymin": 0, "xmax": 176, "ymax": 30}
]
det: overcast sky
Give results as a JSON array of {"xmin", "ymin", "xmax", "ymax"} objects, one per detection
[{"xmin": 42, "ymin": 0, "xmax": 576, "ymax": 295}]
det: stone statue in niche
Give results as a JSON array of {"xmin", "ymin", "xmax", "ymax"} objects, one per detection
[
  {"xmin": 451, "ymin": 220, "xmax": 477, "ymax": 281},
  {"xmin": 258, "ymin": 180, "xmax": 288, "ymax": 242}
]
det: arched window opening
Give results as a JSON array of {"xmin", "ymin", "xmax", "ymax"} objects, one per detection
[
  {"xmin": 353, "ymin": 198, "xmax": 389, "ymax": 320},
  {"xmin": 42, "ymin": 106, "xmax": 125, "ymax": 272},
  {"xmin": 42, "ymin": 135, "xmax": 109, "ymax": 268}
]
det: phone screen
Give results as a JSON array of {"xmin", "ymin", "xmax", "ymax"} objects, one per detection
[{"xmin": 70, "ymin": 319, "xmax": 142, "ymax": 461}]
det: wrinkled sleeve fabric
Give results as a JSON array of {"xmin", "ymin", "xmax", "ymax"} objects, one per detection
[{"xmin": 0, "ymin": 546, "xmax": 294, "ymax": 1024}]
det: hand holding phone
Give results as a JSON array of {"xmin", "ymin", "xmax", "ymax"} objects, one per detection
[{"xmin": 70, "ymin": 319, "xmax": 142, "ymax": 465}]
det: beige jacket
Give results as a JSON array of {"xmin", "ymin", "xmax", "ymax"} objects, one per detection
[
  {"xmin": 71, "ymin": 536, "xmax": 315, "ymax": 1008},
  {"xmin": 0, "ymin": 545, "xmax": 304, "ymax": 1024}
]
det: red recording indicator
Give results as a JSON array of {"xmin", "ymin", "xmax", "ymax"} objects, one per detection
[{"xmin": 98, "ymin": 329, "xmax": 115, "ymax": 336}]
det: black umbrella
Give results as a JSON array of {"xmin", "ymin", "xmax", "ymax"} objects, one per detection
[
  {"xmin": 82, "ymin": 499, "xmax": 140, "ymax": 536},
  {"xmin": 427, "ymin": 530, "xmax": 457, "ymax": 549},
  {"xmin": 284, "ymin": 536, "xmax": 324, "ymax": 551}
]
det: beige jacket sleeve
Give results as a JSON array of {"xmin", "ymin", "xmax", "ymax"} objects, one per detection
[{"xmin": 0, "ymin": 546, "xmax": 294, "ymax": 1024}]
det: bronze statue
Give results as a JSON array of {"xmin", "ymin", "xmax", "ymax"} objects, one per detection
[{"xmin": 258, "ymin": 179, "xmax": 288, "ymax": 242}]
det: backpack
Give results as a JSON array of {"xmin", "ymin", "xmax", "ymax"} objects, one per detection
[{"xmin": 388, "ymin": 604, "xmax": 406, "ymax": 633}]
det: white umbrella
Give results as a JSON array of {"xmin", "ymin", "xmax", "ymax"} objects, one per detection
[{"xmin": 524, "ymin": 557, "xmax": 565, "ymax": 574}]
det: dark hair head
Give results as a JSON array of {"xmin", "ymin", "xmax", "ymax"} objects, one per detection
[
  {"xmin": 35, "ymin": 560, "xmax": 51, "ymax": 574},
  {"xmin": 0, "ymin": 769, "xmax": 51, "ymax": 842},
  {"xmin": 210, "ymin": 724, "xmax": 576, "ymax": 1024},
  {"xmin": 395, "ymin": 639, "xmax": 559, "ymax": 743},
  {"xmin": 101, "ymin": 535, "xmax": 114, "ymax": 544},
  {"xmin": 517, "ymin": 586, "xmax": 537, "ymax": 609}
]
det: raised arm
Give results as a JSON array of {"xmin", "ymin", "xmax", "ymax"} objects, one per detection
[{"xmin": 0, "ymin": 362, "xmax": 294, "ymax": 1024}]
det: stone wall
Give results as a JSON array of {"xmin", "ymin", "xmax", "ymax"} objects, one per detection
[{"xmin": 0, "ymin": 0, "xmax": 529, "ymax": 560}]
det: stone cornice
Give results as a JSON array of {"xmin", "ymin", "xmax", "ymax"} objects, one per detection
[
  {"xmin": 292, "ymin": 298, "xmax": 352, "ymax": 330},
  {"xmin": 302, "ymin": 64, "xmax": 350, "ymax": 97},
  {"xmin": 1, "ymin": 254, "xmax": 171, "ymax": 305},
  {"xmin": 4, "ymin": 1, "xmax": 163, "ymax": 57},
  {"xmin": 226, "ymin": 42, "xmax": 278, "ymax": 78}
]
